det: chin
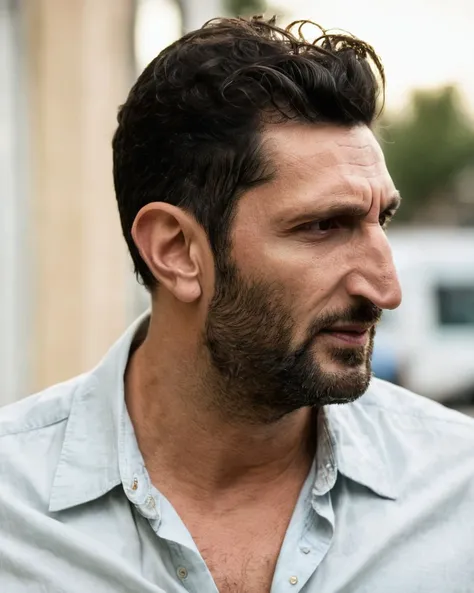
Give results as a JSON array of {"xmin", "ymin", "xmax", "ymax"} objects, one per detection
[
  {"xmin": 318, "ymin": 352, "xmax": 371, "ymax": 374},
  {"xmin": 320, "ymin": 366, "xmax": 372, "ymax": 405},
  {"xmin": 326, "ymin": 367, "xmax": 372, "ymax": 394}
]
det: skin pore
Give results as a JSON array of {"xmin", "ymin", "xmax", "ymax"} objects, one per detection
[{"xmin": 125, "ymin": 121, "xmax": 402, "ymax": 529}]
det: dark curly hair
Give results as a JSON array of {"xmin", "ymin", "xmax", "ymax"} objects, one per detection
[{"xmin": 112, "ymin": 16, "xmax": 385, "ymax": 289}]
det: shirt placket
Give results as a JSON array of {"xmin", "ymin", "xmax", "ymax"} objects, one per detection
[
  {"xmin": 271, "ymin": 412, "xmax": 337, "ymax": 593},
  {"xmin": 163, "ymin": 539, "xmax": 219, "ymax": 593},
  {"xmin": 120, "ymin": 408, "xmax": 217, "ymax": 592},
  {"xmin": 271, "ymin": 487, "xmax": 335, "ymax": 593}
]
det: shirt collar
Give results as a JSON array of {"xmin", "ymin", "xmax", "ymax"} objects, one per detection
[
  {"xmin": 49, "ymin": 315, "xmax": 397, "ymax": 512},
  {"xmin": 321, "ymin": 394, "xmax": 399, "ymax": 500},
  {"xmin": 49, "ymin": 312, "xmax": 150, "ymax": 513}
]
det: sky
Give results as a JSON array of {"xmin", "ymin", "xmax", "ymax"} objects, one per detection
[
  {"xmin": 280, "ymin": 0, "xmax": 474, "ymax": 112},
  {"xmin": 135, "ymin": 0, "xmax": 474, "ymax": 113}
]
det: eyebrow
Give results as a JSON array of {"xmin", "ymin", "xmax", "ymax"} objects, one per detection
[{"xmin": 286, "ymin": 191, "xmax": 402, "ymax": 225}]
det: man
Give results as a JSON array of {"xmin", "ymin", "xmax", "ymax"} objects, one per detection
[{"xmin": 1, "ymin": 16, "xmax": 473, "ymax": 593}]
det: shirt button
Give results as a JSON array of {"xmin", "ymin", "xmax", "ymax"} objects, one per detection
[
  {"xmin": 146, "ymin": 495, "xmax": 155, "ymax": 508},
  {"xmin": 177, "ymin": 566, "xmax": 188, "ymax": 580},
  {"xmin": 131, "ymin": 477, "xmax": 139, "ymax": 491},
  {"xmin": 289, "ymin": 576, "xmax": 298, "ymax": 585}
]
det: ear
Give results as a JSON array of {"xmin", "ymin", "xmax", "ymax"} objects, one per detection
[{"xmin": 131, "ymin": 203, "xmax": 203, "ymax": 303}]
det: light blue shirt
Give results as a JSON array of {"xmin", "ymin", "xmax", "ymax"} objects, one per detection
[{"xmin": 1, "ymin": 314, "xmax": 474, "ymax": 592}]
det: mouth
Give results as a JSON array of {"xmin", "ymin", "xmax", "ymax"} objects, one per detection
[{"xmin": 319, "ymin": 324, "xmax": 373, "ymax": 346}]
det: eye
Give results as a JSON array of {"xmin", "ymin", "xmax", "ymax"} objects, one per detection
[{"xmin": 299, "ymin": 218, "xmax": 340, "ymax": 233}]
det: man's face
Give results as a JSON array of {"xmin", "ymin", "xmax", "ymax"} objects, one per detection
[{"xmin": 204, "ymin": 124, "xmax": 402, "ymax": 421}]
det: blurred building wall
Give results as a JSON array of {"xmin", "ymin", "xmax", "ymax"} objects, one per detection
[
  {"xmin": 20, "ymin": 0, "xmax": 136, "ymax": 396},
  {"xmin": 0, "ymin": 0, "xmax": 227, "ymax": 405},
  {"xmin": 0, "ymin": 0, "xmax": 29, "ymax": 403}
]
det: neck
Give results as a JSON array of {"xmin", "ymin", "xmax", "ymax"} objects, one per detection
[{"xmin": 124, "ymin": 316, "xmax": 317, "ymax": 502}]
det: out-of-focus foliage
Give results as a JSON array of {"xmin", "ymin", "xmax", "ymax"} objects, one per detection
[
  {"xmin": 379, "ymin": 86, "xmax": 474, "ymax": 222},
  {"xmin": 225, "ymin": 0, "xmax": 267, "ymax": 17}
]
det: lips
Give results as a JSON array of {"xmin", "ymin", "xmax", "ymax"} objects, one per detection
[
  {"xmin": 319, "ymin": 324, "xmax": 372, "ymax": 346},
  {"xmin": 324, "ymin": 323, "xmax": 373, "ymax": 333}
]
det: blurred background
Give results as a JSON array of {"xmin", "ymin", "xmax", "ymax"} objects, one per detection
[{"xmin": 1, "ymin": 0, "xmax": 473, "ymax": 411}]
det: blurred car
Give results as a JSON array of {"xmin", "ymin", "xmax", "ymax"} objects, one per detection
[{"xmin": 374, "ymin": 227, "xmax": 474, "ymax": 404}]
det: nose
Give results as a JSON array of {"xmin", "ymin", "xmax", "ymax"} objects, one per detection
[{"xmin": 345, "ymin": 226, "xmax": 402, "ymax": 311}]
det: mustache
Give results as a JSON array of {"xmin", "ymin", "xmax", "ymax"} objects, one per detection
[{"xmin": 308, "ymin": 301, "xmax": 382, "ymax": 339}]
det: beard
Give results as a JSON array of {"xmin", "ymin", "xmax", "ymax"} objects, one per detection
[{"xmin": 203, "ymin": 258, "xmax": 381, "ymax": 423}]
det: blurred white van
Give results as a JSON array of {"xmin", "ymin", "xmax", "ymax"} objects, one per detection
[{"xmin": 374, "ymin": 227, "xmax": 474, "ymax": 403}]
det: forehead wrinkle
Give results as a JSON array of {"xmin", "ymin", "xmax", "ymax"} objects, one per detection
[
  {"xmin": 259, "ymin": 125, "xmax": 392, "ymax": 211},
  {"xmin": 336, "ymin": 142, "xmax": 385, "ymax": 169},
  {"xmin": 270, "ymin": 138, "xmax": 386, "ymax": 184},
  {"xmin": 335, "ymin": 155, "xmax": 388, "ymax": 182},
  {"xmin": 263, "ymin": 130, "xmax": 343, "ymax": 179},
  {"xmin": 273, "ymin": 145, "xmax": 340, "ymax": 182}
]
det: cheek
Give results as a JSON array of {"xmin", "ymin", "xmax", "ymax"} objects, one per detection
[
  {"xmin": 261, "ymin": 242, "xmax": 346, "ymax": 303},
  {"xmin": 249, "ymin": 250, "xmax": 341, "ymax": 324},
  {"xmin": 232, "ymin": 220, "xmax": 352, "ymax": 314}
]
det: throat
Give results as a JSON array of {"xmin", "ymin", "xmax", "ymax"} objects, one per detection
[
  {"xmin": 125, "ymin": 338, "xmax": 317, "ymax": 503},
  {"xmin": 149, "ymin": 410, "xmax": 316, "ymax": 505}
]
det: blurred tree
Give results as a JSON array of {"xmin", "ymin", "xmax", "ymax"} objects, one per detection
[
  {"xmin": 379, "ymin": 86, "xmax": 474, "ymax": 222},
  {"xmin": 224, "ymin": 0, "xmax": 266, "ymax": 16}
]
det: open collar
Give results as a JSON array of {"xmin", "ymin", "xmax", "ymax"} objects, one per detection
[
  {"xmin": 323, "ymin": 392, "xmax": 399, "ymax": 500},
  {"xmin": 49, "ymin": 314, "xmax": 397, "ymax": 513}
]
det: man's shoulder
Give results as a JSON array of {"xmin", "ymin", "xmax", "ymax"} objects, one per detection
[
  {"xmin": 0, "ymin": 373, "xmax": 88, "ymax": 439},
  {"xmin": 353, "ymin": 378, "xmax": 474, "ymax": 458},
  {"xmin": 337, "ymin": 379, "xmax": 474, "ymax": 499},
  {"xmin": 361, "ymin": 378, "xmax": 474, "ymax": 433},
  {"xmin": 0, "ymin": 372, "xmax": 96, "ymax": 513}
]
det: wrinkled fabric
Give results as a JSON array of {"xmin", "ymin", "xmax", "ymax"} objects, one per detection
[{"xmin": 1, "ymin": 313, "xmax": 474, "ymax": 593}]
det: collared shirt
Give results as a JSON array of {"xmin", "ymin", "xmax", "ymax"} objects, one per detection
[{"xmin": 1, "ymin": 315, "xmax": 474, "ymax": 593}]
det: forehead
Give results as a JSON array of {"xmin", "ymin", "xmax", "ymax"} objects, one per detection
[{"xmin": 246, "ymin": 123, "xmax": 394, "ymax": 217}]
